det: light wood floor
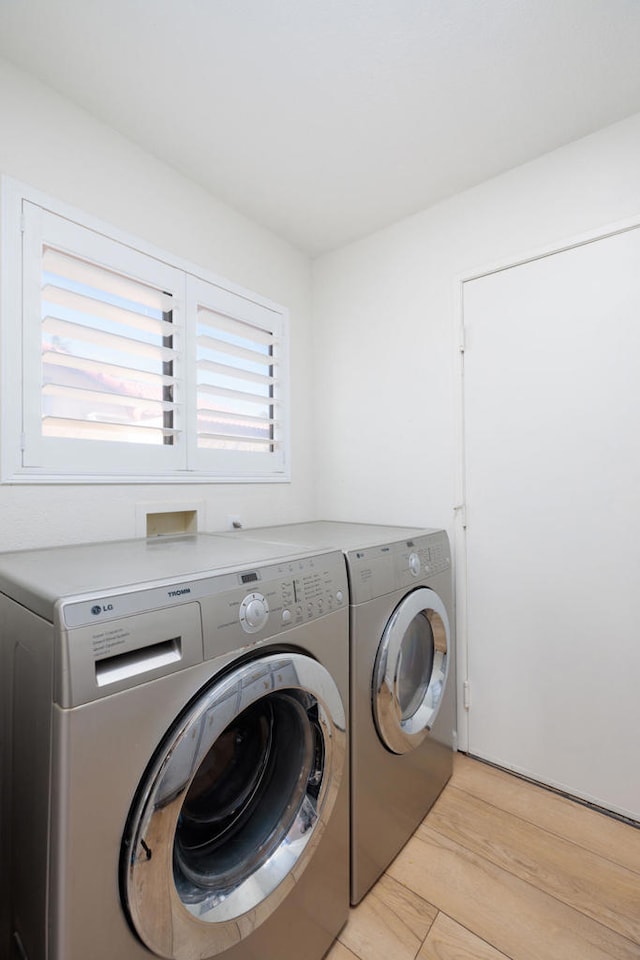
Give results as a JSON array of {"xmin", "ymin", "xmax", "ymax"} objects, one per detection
[{"xmin": 326, "ymin": 753, "xmax": 640, "ymax": 960}]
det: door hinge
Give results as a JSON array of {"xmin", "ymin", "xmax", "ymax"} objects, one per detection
[
  {"xmin": 454, "ymin": 503, "xmax": 468, "ymax": 528},
  {"xmin": 463, "ymin": 680, "xmax": 471, "ymax": 710},
  {"xmin": 459, "ymin": 327, "xmax": 466, "ymax": 354},
  {"xmin": 20, "ymin": 431, "xmax": 26, "ymax": 452}
]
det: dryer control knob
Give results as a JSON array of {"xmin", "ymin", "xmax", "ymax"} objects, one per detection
[
  {"xmin": 409, "ymin": 552, "xmax": 421, "ymax": 576},
  {"xmin": 240, "ymin": 593, "xmax": 269, "ymax": 633}
]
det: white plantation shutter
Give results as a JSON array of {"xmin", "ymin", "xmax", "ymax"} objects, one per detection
[
  {"xmin": 1, "ymin": 182, "xmax": 289, "ymax": 481},
  {"xmin": 20, "ymin": 202, "xmax": 185, "ymax": 476},
  {"xmin": 41, "ymin": 246, "xmax": 178, "ymax": 446},
  {"xmin": 188, "ymin": 276, "xmax": 288, "ymax": 477}
]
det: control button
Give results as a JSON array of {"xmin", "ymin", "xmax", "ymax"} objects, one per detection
[
  {"xmin": 239, "ymin": 592, "xmax": 269, "ymax": 633},
  {"xmin": 245, "ymin": 599, "xmax": 265, "ymax": 626},
  {"xmin": 409, "ymin": 552, "xmax": 421, "ymax": 576},
  {"xmin": 282, "ymin": 609, "xmax": 292, "ymax": 623},
  {"xmin": 336, "ymin": 590, "xmax": 344, "ymax": 603}
]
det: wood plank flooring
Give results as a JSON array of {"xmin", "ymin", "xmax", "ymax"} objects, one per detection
[{"xmin": 326, "ymin": 753, "xmax": 640, "ymax": 960}]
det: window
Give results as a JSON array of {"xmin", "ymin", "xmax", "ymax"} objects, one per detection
[{"xmin": 0, "ymin": 179, "xmax": 289, "ymax": 482}]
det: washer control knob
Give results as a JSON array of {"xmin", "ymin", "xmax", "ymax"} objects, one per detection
[
  {"xmin": 282, "ymin": 609, "xmax": 292, "ymax": 623},
  {"xmin": 409, "ymin": 552, "xmax": 421, "ymax": 576},
  {"xmin": 336, "ymin": 590, "xmax": 344, "ymax": 603},
  {"xmin": 239, "ymin": 593, "xmax": 269, "ymax": 633}
]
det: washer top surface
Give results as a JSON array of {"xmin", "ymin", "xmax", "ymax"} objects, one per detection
[
  {"xmin": 224, "ymin": 520, "xmax": 439, "ymax": 551},
  {"xmin": 0, "ymin": 533, "xmax": 337, "ymax": 620}
]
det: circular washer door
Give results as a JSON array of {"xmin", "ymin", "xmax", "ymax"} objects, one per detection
[
  {"xmin": 373, "ymin": 587, "xmax": 450, "ymax": 755},
  {"xmin": 122, "ymin": 652, "xmax": 346, "ymax": 960}
]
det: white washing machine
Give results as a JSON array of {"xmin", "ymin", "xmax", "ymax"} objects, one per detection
[
  {"xmin": 0, "ymin": 534, "xmax": 349, "ymax": 960},
  {"xmin": 221, "ymin": 522, "xmax": 456, "ymax": 903}
]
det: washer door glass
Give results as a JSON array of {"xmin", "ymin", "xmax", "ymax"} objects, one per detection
[
  {"xmin": 373, "ymin": 587, "xmax": 449, "ymax": 755},
  {"xmin": 122, "ymin": 652, "xmax": 346, "ymax": 960}
]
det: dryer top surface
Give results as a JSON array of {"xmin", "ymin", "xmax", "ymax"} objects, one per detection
[{"xmin": 223, "ymin": 520, "xmax": 441, "ymax": 551}]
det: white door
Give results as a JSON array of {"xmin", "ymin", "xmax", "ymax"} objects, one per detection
[{"xmin": 462, "ymin": 225, "xmax": 640, "ymax": 821}]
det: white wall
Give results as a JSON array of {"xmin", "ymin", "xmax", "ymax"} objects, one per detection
[
  {"xmin": 312, "ymin": 111, "xmax": 640, "ymax": 536},
  {"xmin": 0, "ymin": 58, "xmax": 316, "ymax": 550},
  {"xmin": 4, "ymin": 54, "xmax": 640, "ymax": 553}
]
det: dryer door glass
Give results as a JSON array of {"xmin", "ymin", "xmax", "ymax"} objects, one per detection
[
  {"xmin": 122, "ymin": 652, "xmax": 346, "ymax": 960},
  {"xmin": 374, "ymin": 587, "xmax": 449, "ymax": 755},
  {"xmin": 396, "ymin": 615, "xmax": 435, "ymax": 720}
]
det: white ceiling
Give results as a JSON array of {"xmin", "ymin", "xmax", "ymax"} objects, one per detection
[{"xmin": 2, "ymin": 0, "xmax": 640, "ymax": 255}]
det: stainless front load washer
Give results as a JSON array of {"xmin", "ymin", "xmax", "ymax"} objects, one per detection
[
  {"xmin": 221, "ymin": 522, "xmax": 456, "ymax": 904},
  {"xmin": 0, "ymin": 534, "xmax": 349, "ymax": 960}
]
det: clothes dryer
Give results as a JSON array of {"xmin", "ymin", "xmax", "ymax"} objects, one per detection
[
  {"xmin": 221, "ymin": 522, "xmax": 455, "ymax": 903},
  {"xmin": 0, "ymin": 534, "xmax": 349, "ymax": 960}
]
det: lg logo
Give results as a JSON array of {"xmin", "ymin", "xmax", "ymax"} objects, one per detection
[{"xmin": 91, "ymin": 603, "xmax": 114, "ymax": 616}]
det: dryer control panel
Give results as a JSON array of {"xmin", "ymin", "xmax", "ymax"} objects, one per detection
[{"xmin": 346, "ymin": 530, "xmax": 450, "ymax": 604}]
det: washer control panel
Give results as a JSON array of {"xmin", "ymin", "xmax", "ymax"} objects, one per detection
[
  {"xmin": 59, "ymin": 550, "xmax": 348, "ymax": 650},
  {"xmin": 235, "ymin": 559, "xmax": 347, "ymax": 635},
  {"xmin": 51, "ymin": 549, "xmax": 347, "ymax": 709}
]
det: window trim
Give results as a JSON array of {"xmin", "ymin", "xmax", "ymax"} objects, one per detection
[{"xmin": 0, "ymin": 177, "xmax": 291, "ymax": 484}]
